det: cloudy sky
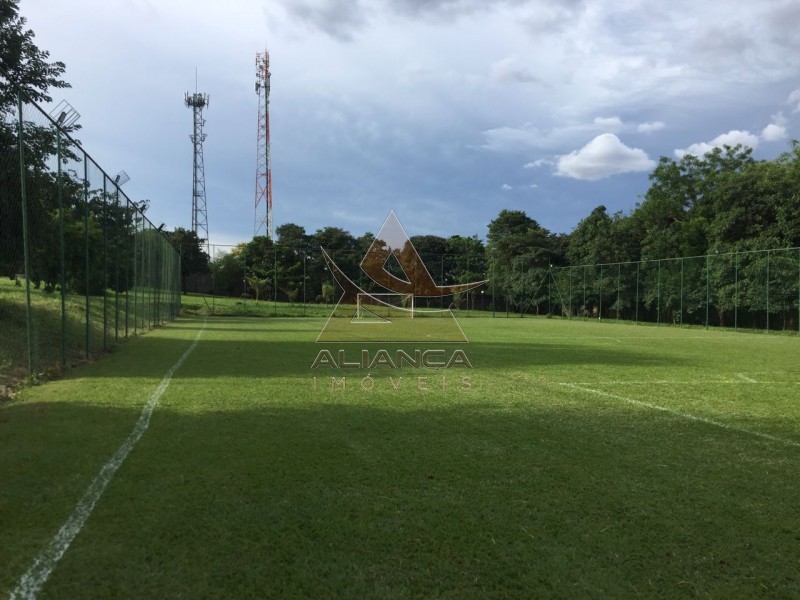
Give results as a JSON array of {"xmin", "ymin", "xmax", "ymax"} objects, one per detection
[{"xmin": 19, "ymin": 0, "xmax": 800, "ymax": 247}]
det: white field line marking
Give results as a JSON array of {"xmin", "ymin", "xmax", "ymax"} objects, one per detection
[
  {"xmin": 560, "ymin": 383, "xmax": 800, "ymax": 449},
  {"xmin": 10, "ymin": 321, "xmax": 207, "ymax": 600},
  {"xmin": 736, "ymin": 373, "xmax": 758, "ymax": 383}
]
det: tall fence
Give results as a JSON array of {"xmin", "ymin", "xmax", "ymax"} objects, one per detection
[
  {"xmin": 180, "ymin": 244, "xmax": 490, "ymax": 316},
  {"xmin": 503, "ymin": 250, "xmax": 800, "ymax": 332},
  {"xmin": 187, "ymin": 243, "xmax": 800, "ymax": 333},
  {"xmin": 1, "ymin": 91, "xmax": 180, "ymax": 393}
]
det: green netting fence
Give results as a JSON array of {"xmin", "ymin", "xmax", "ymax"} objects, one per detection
[
  {"xmin": 179, "ymin": 245, "xmax": 491, "ymax": 318},
  {"xmin": 509, "ymin": 251, "xmax": 800, "ymax": 332},
  {"xmin": 1, "ymin": 91, "xmax": 180, "ymax": 393},
  {"xmin": 183, "ymin": 243, "xmax": 799, "ymax": 334}
]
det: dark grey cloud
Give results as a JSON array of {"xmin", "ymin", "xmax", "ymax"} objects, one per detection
[
  {"xmin": 277, "ymin": 0, "xmax": 532, "ymax": 41},
  {"xmin": 283, "ymin": 0, "xmax": 369, "ymax": 41},
  {"xmin": 519, "ymin": 0, "xmax": 586, "ymax": 36},
  {"xmin": 389, "ymin": 0, "xmax": 528, "ymax": 19}
]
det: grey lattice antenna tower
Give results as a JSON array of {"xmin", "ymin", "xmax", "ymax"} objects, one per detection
[
  {"xmin": 254, "ymin": 51, "xmax": 273, "ymax": 239},
  {"xmin": 185, "ymin": 91, "xmax": 210, "ymax": 254}
]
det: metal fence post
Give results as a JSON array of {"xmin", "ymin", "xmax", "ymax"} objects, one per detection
[
  {"xmin": 680, "ymin": 257, "xmax": 684, "ymax": 326},
  {"xmin": 582, "ymin": 266, "xmax": 587, "ymax": 320},
  {"xmin": 491, "ymin": 258, "xmax": 496, "ymax": 317},
  {"xmin": 56, "ymin": 120, "xmax": 67, "ymax": 367},
  {"xmin": 84, "ymin": 156, "xmax": 90, "ymax": 358},
  {"xmin": 568, "ymin": 267, "xmax": 573, "ymax": 319},
  {"xmin": 635, "ymin": 261, "xmax": 640, "ymax": 324},
  {"xmin": 734, "ymin": 251, "xmax": 739, "ymax": 330},
  {"xmin": 657, "ymin": 260, "xmax": 661, "ymax": 325},
  {"xmin": 599, "ymin": 264, "xmax": 603, "ymax": 320},
  {"xmin": 102, "ymin": 177, "xmax": 108, "ymax": 350},
  {"xmin": 616, "ymin": 263, "xmax": 621, "ymax": 321},
  {"xmin": 17, "ymin": 95, "xmax": 34, "ymax": 376},
  {"xmin": 114, "ymin": 186, "xmax": 120, "ymax": 340},
  {"xmin": 705, "ymin": 253, "xmax": 709, "ymax": 329},
  {"xmin": 766, "ymin": 249, "xmax": 770, "ymax": 331}
]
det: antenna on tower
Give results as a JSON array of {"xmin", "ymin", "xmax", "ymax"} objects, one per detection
[
  {"xmin": 254, "ymin": 50, "xmax": 273, "ymax": 240},
  {"xmin": 185, "ymin": 86, "xmax": 210, "ymax": 256}
]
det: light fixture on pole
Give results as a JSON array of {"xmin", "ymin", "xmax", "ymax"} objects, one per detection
[
  {"xmin": 114, "ymin": 170, "xmax": 130, "ymax": 187},
  {"xmin": 49, "ymin": 100, "xmax": 80, "ymax": 128}
]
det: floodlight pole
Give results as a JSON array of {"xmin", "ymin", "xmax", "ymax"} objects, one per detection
[
  {"xmin": 303, "ymin": 253, "xmax": 307, "ymax": 317},
  {"xmin": 56, "ymin": 117, "xmax": 67, "ymax": 366},
  {"xmin": 185, "ymin": 91, "xmax": 210, "ymax": 256}
]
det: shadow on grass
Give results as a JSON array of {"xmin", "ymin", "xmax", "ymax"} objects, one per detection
[
  {"xmin": 1, "ymin": 396, "xmax": 798, "ymax": 598},
  {"xmin": 55, "ymin": 316, "xmax": 684, "ymax": 380}
]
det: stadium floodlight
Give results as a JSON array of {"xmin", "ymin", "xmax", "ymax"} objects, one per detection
[
  {"xmin": 48, "ymin": 100, "xmax": 80, "ymax": 128},
  {"xmin": 114, "ymin": 171, "xmax": 130, "ymax": 186}
]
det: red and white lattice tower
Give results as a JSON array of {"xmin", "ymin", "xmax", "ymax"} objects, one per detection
[{"xmin": 254, "ymin": 51, "xmax": 273, "ymax": 239}]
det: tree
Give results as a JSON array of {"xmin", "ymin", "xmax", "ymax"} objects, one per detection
[
  {"xmin": 567, "ymin": 205, "xmax": 615, "ymax": 266},
  {"xmin": 240, "ymin": 235, "xmax": 274, "ymax": 296},
  {"xmin": 309, "ymin": 226, "xmax": 357, "ymax": 300},
  {"xmin": 168, "ymin": 227, "xmax": 210, "ymax": 293},
  {"xmin": 487, "ymin": 210, "xmax": 557, "ymax": 315},
  {"xmin": 275, "ymin": 223, "xmax": 309, "ymax": 303},
  {"xmin": 0, "ymin": 0, "xmax": 69, "ymax": 108},
  {"xmin": 210, "ymin": 247, "xmax": 245, "ymax": 297},
  {"xmin": 1, "ymin": 0, "xmax": 72, "ymax": 279}
]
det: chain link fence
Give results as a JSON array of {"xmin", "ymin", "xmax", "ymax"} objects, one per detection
[
  {"xmin": 179, "ymin": 242, "xmax": 799, "ymax": 334},
  {"xmin": 538, "ymin": 250, "xmax": 800, "ymax": 331},
  {"xmin": 178, "ymin": 244, "xmax": 490, "ymax": 317},
  {"xmin": 1, "ymin": 91, "xmax": 180, "ymax": 395}
]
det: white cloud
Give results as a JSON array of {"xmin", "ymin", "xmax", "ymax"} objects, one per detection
[
  {"xmin": 760, "ymin": 112, "xmax": 788, "ymax": 142},
  {"xmin": 787, "ymin": 89, "xmax": 800, "ymax": 113},
  {"xmin": 529, "ymin": 183, "xmax": 539, "ymax": 189},
  {"xmin": 675, "ymin": 110, "xmax": 789, "ymax": 158},
  {"xmin": 674, "ymin": 130, "xmax": 761, "ymax": 158},
  {"xmin": 637, "ymin": 121, "xmax": 666, "ymax": 133},
  {"xmin": 593, "ymin": 116, "xmax": 624, "ymax": 132},
  {"xmin": 761, "ymin": 123, "xmax": 787, "ymax": 142},
  {"xmin": 556, "ymin": 133, "xmax": 656, "ymax": 181},
  {"xmin": 501, "ymin": 183, "xmax": 512, "ymax": 190},
  {"xmin": 523, "ymin": 158, "xmax": 551, "ymax": 169}
]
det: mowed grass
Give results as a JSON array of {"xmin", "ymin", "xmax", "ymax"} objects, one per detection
[{"xmin": 1, "ymin": 316, "xmax": 799, "ymax": 598}]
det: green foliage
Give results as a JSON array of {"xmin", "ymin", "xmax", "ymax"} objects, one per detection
[
  {"xmin": 0, "ymin": 0, "xmax": 69, "ymax": 109},
  {"xmin": 168, "ymin": 228, "xmax": 209, "ymax": 277},
  {"xmin": 209, "ymin": 249, "xmax": 244, "ymax": 297},
  {"xmin": 321, "ymin": 281, "xmax": 335, "ymax": 304},
  {"xmin": 487, "ymin": 209, "xmax": 559, "ymax": 313}
]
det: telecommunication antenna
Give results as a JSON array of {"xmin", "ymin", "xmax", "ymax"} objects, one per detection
[
  {"xmin": 254, "ymin": 50, "xmax": 273, "ymax": 239},
  {"xmin": 185, "ymin": 86, "xmax": 210, "ymax": 254}
]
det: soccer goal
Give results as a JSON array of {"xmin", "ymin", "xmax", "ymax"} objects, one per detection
[{"xmin": 355, "ymin": 292, "xmax": 415, "ymax": 321}]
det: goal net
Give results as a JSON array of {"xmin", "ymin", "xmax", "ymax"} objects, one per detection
[{"xmin": 355, "ymin": 293, "xmax": 415, "ymax": 321}]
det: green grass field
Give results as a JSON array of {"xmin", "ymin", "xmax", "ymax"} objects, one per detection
[{"xmin": 2, "ymin": 315, "xmax": 799, "ymax": 598}]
